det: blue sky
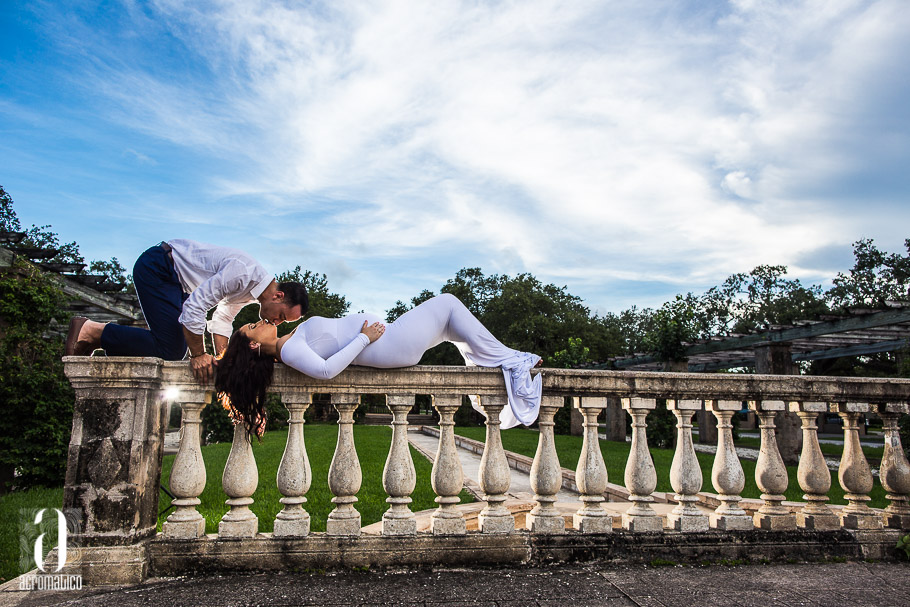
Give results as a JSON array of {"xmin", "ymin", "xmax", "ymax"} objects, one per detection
[{"xmin": 2, "ymin": 0, "xmax": 908, "ymax": 316}]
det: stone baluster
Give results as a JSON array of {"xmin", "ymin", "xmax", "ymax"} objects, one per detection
[
  {"xmin": 382, "ymin": 395, "xmax": 417, "ymax": 535},
  {"xmin": 621, "ymin": 398, "xmax": 662, "ymax": 532},
  {"xmin": 527, "ymin": 396, "xmax": 565, "ymax": 534},
  {"xmin": 274, "ymin": 393, "xmax": 312, "ymax": 537},
  {"xmin": 706, "ymin": 400, "xmax": 752, "ymax": 530},
  {"xmin": 790, "ymin": 401, "xmax": 840, "ymax": 530},
  {"xmin": 874, "ymin": 403, "xmax": 910, "ymax": 529},
  {"xmin": 162, "ymin": 391, "xmax": 209, "ymax": 538},
  {"xmin": 477, "ymin": 394, "xmax": 514, "ymax": 534},
  {"xmin": 666, "ymin": 399, "xmax": 708, "ymax": 532},
  {"xmin": 219, "ymin": 422, "xmax": 259, "ymax": 537},
  {"xmin": 430, "ymin": 395, "xmax": 467, "ymax": 535},
  {"xmin": 327, "ymin": 394, "xmax": 362, "ymax": 536},
  {"xmin": 831, "ymin": 402, "xmax": 882, "ymax": 530},
  {"xmin": 748, "ymin": 400, "xmax": 795, "ymax": 530},
  {"xmin": 573, "ymin": 397, "xmax": 612, "ymax": 533}
]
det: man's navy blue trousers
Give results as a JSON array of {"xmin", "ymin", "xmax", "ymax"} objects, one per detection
[{"xmin": 100, "ymin": 244, "xmax": 189, "ymax": 360}]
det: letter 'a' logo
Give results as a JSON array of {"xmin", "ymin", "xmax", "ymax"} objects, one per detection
[{"xmin": 33, "ymin": 509, "xmax": 67, "ymax": 572}]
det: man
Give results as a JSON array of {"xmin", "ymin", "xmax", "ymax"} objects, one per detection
[{"xmin": 65, "ymin": 239, "xmax": 307, "ymax": 384}]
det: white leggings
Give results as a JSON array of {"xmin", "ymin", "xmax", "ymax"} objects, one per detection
[{"xmin": 280, "ymin": 293, "xmax": 542, "ymax": 427}]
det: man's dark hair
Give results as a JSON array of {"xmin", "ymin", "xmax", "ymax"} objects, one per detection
[{"xmin": 278, "ymin": 281, "xmax": 309, "ymax": 314}]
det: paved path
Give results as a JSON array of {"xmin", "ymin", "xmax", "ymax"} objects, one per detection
[
  {"xmin": 3, "ymin": 562, "xmax": 908, "ymax": 606},
  {"xmin": 407, "ymin": 431, "xmax": 579, "ymax": 502}
]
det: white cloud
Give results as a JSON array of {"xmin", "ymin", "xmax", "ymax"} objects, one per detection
[{"xmin": 9, "ymin": 0, "xmax": 910, "ymax": 312}]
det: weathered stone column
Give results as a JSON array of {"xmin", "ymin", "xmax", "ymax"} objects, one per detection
[
  {"xmin": 274, "ymin": 393, "xmax": 312, "ymax": 537},
  {"xmin": 748, "ymin": 400, "xmax": 795, "ymax": 530},
  {"xmin": 874, "ymin": 403, "xmax": 910, "ymax": 529},
  {"xmin": 696, "ymin": 408, "xmax": 718, "ymax": 444},
  {"xmin": 603, "ymin": 396, "xmax": 627, "ymax": 442},
  {"xmin": 478, "ymin": 394, "xmax": 514, "ymax": 534},
  {"xmin": 382, "ymin": 395, "xmax": 417, "ymax": 536},
  {"xmin": 831, "ymin": 402, "xmax": 882, "ymax": 530},
  {"xmin": 706, "ymin": 400, "xmax": 752, "ymax": 530},
  {"xmin": 755, "ymin": 342, "xmax": 801, "ymax": 464},
  {"xmin": 218, "ymin": 423, "xmax": 259, "ymax": 537},
  {"xmin": 791, "ymin": 401, "xmax": 840, "ymax": 530},
  {"xmin": 527, "ymin": 396, "xmax": 564, "ymax": 534},
  {"xmin": 63, "ymin": 357, "xmax": 167, "ymax": 584},
  {"xmin": 162, "ymin": 388, "xmax": 209, "ymax": 539},
  {"xmin": 327, "ymin": 394, "xmax": 362, "ymax": 536},
  {"xmin": 431, "ymin": 395, "xmax": 466, "ymax": 535},
  {"xmin": 621, "ymin": 398, "xmax": 662, "ymax": 532},
  {"xmin": 666, "ymin": 399, "xmax": 708, "ymax": 532},
  {"xmin": 573, "ymin": 397, "xmax": 612, "ymax": 533}
]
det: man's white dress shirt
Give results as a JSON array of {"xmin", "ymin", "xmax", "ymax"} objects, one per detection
[{"xmin": 166, "ymin": 239, "xmax": 272, "ymax": 338}]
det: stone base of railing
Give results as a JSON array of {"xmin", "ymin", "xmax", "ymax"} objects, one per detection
[
  {"xmin": 47, "ymin": 544, "xmax": 148, "ymax": 586},
  {"xmin": 145, "ymin": 529, "xmax": 904, "ymax": 577}
]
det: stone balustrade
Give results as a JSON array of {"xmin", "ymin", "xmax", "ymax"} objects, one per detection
[{"xmin": 60, "ymin": 358, "xmax": 910, "ymax": 584}]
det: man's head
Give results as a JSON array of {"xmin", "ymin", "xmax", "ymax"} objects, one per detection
[{"xmin": 259, "ymin": 281, "xmax": 308, "ymax": 325}]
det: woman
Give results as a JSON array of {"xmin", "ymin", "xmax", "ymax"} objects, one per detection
[{"xmin": 215, "ymin": 293, "xmax": 542, "ymax": 437}]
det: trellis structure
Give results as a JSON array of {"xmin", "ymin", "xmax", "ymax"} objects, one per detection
[
  {"xmin": 603, "ymin": 304, "xmax": 910, "ymax": 372},
  {"xmin": 0, "ymin": 232, "xmax": 143, "ymax": 328}
]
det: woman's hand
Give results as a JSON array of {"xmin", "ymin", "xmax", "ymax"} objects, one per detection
[{"xmin": 361, "ymin": 320, "xmax": 386, "ymax": 343}]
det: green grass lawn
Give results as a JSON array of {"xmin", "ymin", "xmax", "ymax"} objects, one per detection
[
  {"xmin": 454, "ymin": 426, "xmax": 888, "ymax": 509},
  {"xmin": 0, "ymin": 424, "xmax": 470, "ymax": 583},
  {"xmin": 158, "ymin": 424, "xmax": 471, "ymax": 534},
  {"xmin": 733, "ymin": 435, "xmax": 885, "ymax": 460}
]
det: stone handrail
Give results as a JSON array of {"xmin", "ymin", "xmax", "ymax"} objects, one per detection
[{"xmin": 60, "ymin": 357, "xmax": 910, "ymax": 584}]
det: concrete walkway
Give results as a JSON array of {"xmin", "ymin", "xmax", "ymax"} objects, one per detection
[
  {"xmin": 3, "ymin": 562, "xmax": 908, "ymax": 606},
  {"xmin": 406, "ymin": 431, "xmax": 580, "ymax": 502}
]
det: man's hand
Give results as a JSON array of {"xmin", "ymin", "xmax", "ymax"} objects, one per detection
[
  {"xmin": 183, "ymin": 326, "xmax": 215, "ymax": 384},
  {"xmin": 190, "ymin": 353, "xmax": 216, "ymax": 384}
]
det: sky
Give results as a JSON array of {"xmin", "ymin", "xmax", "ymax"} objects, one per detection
[{"xmin": 1, "ymin": 0, "xmax": 908, "ymax": 316}]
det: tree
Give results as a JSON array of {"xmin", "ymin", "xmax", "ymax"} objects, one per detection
[
  {"xmin": 827, "ymin": 238, "xmax": 910, "ymax": 310},
  {"xmin": 386, "ymin": 268, "xmax": 627, "ymax": 366},
  {"xmin": 0, "ymin": 258, "xmax": 74, "ymax": 489}
]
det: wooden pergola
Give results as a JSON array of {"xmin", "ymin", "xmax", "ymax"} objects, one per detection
[
  {"xmin": 0, "ymin": 231, "xmax": 144, "ymax": 329},
  {"xmin": 600, "ymin": 303, "xmax": 910, "ymax": 373}
]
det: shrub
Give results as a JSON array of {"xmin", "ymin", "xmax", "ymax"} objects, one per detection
[{"xmin": 0, "ymin": 258, "xmax": 74, "ymax": 489}]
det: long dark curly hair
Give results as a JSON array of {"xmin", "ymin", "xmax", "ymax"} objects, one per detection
[{"xmin": 214, "ymin": 330, "xmax": 275, "ymax": 440}]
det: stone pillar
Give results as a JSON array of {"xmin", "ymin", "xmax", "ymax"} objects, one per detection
[
  {"xmin": 274, "ymin": 393, "xmax": 312, "ymax": 537},
  {"xmin": 831, "ymin": 402, "xmax": 882, "ymax": 530},
  {"xmin": 748, "ymin": 400, "xmax": 796, "ymax": 530},
  {"xmin": 666, "ymin": 399, "xmax": 708, "ymax": 532},
  {"xmin": 477, "ymin": 394, "xmax": 514, "ymax": 534},
  {"xmin": 327, "ymin": 394, "xmax": 362, "ymax": 536},
  {"xmin": 603, "ymin": 397, "xmax": 626, "ymax": 442},
  {"xmin": 874, "ymin": 403, "xmax": 910, "ymax": 529},
  {"xmin": 569, "ymin": 404, "xmax": 584, "ymax": 436},
  {"xmin": 706, "ymin": 400, "xmax": 752, "ymax": 530},
  {"xmin": 621, "ymin": 398, "xmax": 662, "ymax": 532},
  {"xmin": 573, "ymin": 397, "xmax": 612, "ymax": 533},
  {"xmin": 63, "ymin": 357, "xmax": 167, "ymax": 584},
  {"xmin": 430, "ymin": 395, "xmax": 466, "ymax": 535},
  {"xmin": 696, "ymin": 408, "xmax": 718, "ymax": 445},
  {"xmin": 527, "ymin": 396, "xmax": 564, "ymax": 534},
  {"xmin": 754, "ymin": 342, "xmax": 801, "ymax": 464},
  {"xmin": 218, "ymin": 423, "xmax": 259, "ymax": 537},
  {"xmin": 382, "ymin": 395, "xmax": 417, "ymax": 536},
  {"xmin": 162, "ymin": 389, "xmax": 209, "ymax": 539},
  {"xmin": 791, "ymin": 401, "xmax": 840, "ymax": 530}
]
